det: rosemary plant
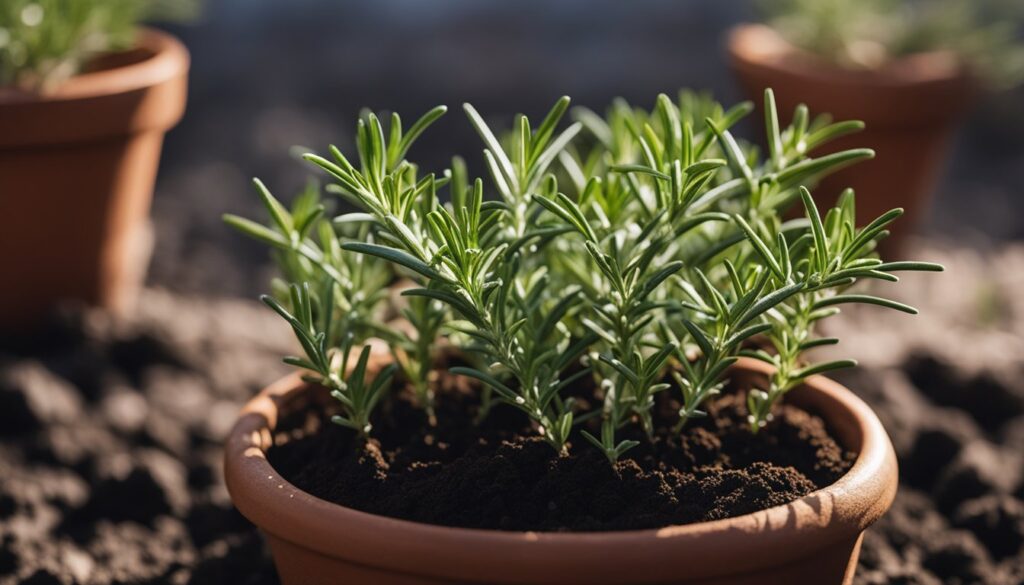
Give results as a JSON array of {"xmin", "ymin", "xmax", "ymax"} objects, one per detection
[
  {"xmin": 300, "ymin": 100, "xmax": 591, "ymax": 454},
  {"xmin": 263, "ymin": 282, "xmax": 397, "ymax": 437},
  {"xmin": 735, "ymin": 186, "xmax": 943, "ymax": 431},
  {"xmin": 230, "ymin": 88, "xmax": 941, "ymax": 461},
  {"xmin": 224, "ymin": 181, "xmax": 397, "ymax": 435},
  {"xmin": 0, "ymin": 0, "xmax": 198, "ymax": 90}
]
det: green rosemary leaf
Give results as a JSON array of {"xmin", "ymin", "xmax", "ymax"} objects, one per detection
[
  {"xmin": 724, "ymin": 323, "xmax": 773, "ymax": 349},
  {"xmin": 402, "ymin": 288, "xmax": 481, "ymax": 325},
  {"xmin": 580, "ymin": 430, "xmax": 606, "ymax": 452},
  {"xmin": 598, "ymin": 355, "xmax": 640, "ymax": 386},
  {"xmin": 733, "ymin": 215, "xmax": 786, "ymax": 280},
  {"xmin": 531, "ymin": 123, "xmax": 583, "ymax": 182},
  {"xmin": 673, "ymin": 212, "xmax": 730, "ymax": 237},
  {"xmin": 799, "ymin": 186, "xmax": 830, "ymax": 274},
  {"xmin": 463, "ymin": 103, "xmax": 518, "ymax": 191},
  {"xmin": 719, "ymin": 100, "xmax": 755, "ymax": 131},
  {"xmin": 705, "ymin": 356, "xmax": 739, "ymax": 383},
  {"xmin": 764, "ymin": 89, "xmax": 784, "ymax": 169},
  {"xmin": 682, "ymin": 320, "xmax": 715, "ymax": 358},
  {"xmin": 776, "ymin": 148, "xmax": 875, "ymax": 188},
  {"xmin": 813, "ymin": 294, "xmax": 919, "ymax": 314},
  {"xmin": 282, "ymin": 356, "xmax": 318, "ymax": 371},
  {"xmin": 707, "ymin": 119, "xmax": 753, "ymax": 182},
  {"xmin": 804, "ymin": 120, "xmax": 865, "ymax": 151},
  {"xmin": 395, "ymin": 105, "xmax": 447, "ymax": 163},
  {"xmin": 222, "ymin": 215, "xmax": 290, "ymax": 248},
  {"xmin": 252, "ymin": 178, "xmax": 294, "ymax": 235},
  {"xmin": 874, "ymin": 261, "xmax": 945, "ymax": 272},
  {"xmin": 342, "ymin": 242, "xmax": 443, "ymax": 282},
  {"xmin": 530, "ymin": 96, "xmax": 571, "ymax": 158},
  {"xmin": 736, "ymin": 281, "xmax": 805, "ymax": 327},
  {"xmin": 845, "ymin": 208, "xmax": 905, "ymax": 257},
  {"xmin": 332, "ymin": 213, "xmax": 377, "ymax": 225},
  {"xmin": 738, "ymin": 349, "xmax": 777, "ymax": 365},
  {"xmin": 449, "ymin": 367, "xmax": 518, "ymax": 403},
  {"xmin": 610, "ymin": 164, "xmax": 671, "ymax": 181},
  {"xmin": 635, "ymin": 262, "xmax": 684, "ymax": 302},
  {"xmin": 799, "ymin": 337, "xmax": 840, "ymax": 350},
  {"xmin": 791, "ymin": 359, "xmax": 858, "ymax": 381}
]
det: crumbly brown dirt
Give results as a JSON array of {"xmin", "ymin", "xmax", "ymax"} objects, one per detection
[{"xmin": 267, "ymin": 359, "xmax": 853, "ymax": 532}]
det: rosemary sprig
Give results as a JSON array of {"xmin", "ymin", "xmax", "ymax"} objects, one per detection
[
  {"xmin": 736, "ymin": 187, "xmax": 943, "ymax": 431},
  {"xmin": 304, "ymin": 101, "xmax": 589, "ymax": 454},
  {"xmin": 224, "ymin": 179, "xmax": 390, "ymax": 348},
  {"xmin": 263, "ymin": 282, "xmax": 396, "ymax": 437}
]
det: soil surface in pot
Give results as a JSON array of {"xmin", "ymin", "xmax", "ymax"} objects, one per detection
[{"xmin": 267, "ymin": 357, "xmax": 854, "ymax": 532}]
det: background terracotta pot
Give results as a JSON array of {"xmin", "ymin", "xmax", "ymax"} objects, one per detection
[
  {"xmin": 224, "ymin": 359, "xmax": 898, "ymax": 585},
  {"xmin": 727, "ymin": 24, "xmax": 976, "ymax": 255},
  {"xmin": 0, "ymin": 28, "xmax": 189, "ymax": 331}
]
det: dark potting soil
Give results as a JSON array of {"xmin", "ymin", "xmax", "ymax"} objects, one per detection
[{"xmin": 268, "ymin": 362, "xmax": 855, "ymax": 532}]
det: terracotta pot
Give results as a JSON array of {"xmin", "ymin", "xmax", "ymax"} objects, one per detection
[
  {"xmin": 0, "ymin": 28, "xmax": 189, "ymax": 330},
  {"xmin": 224, "ymin": 358, "xmax": 897, "ymax": 585},
  {"xmin": 727, "ymin": 24, "xmax": 976, "ymax": 254}
]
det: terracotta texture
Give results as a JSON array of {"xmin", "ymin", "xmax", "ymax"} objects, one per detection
[
  {"xmin": 0, "ymin": 28, "xmax": 189, "ymax": 330},
  {"xmin": 224, "ymin": 358, "xmax": 898, "ymax": 585},
  {"xmin": 727, "ymin": 24, "xmax": 976, "ymax": 254}
]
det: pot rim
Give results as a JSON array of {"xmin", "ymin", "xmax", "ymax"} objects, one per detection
[
  {"xmin": 224, "ymin": 358, "xmax": 897, "ymax": 583},
  {"xmin": 726, "ymin": 23, "xmax": 973, "ymax": 88},
  {"xmin": 0, "ymin": 27, "xmax": 188, "ymax": 104}
]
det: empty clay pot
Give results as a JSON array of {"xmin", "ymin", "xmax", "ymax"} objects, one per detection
[
  {"xmin": 224, "ymin": 358, "xmax": 897, "ymax": 585},
  {"xmin": 0, "ymin": 28, "xmax": 189, "ymax": 330},
  {"xmin": 727, "ymin": 24, "xmax": 976, "ymax": 254}
]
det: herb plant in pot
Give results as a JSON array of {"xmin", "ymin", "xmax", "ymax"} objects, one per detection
[
  {"xmin": 223, "ymin": 90, "xmax": 942, "ymax": 584},
  {"xmin": 0, "ymin": 0, "xmax": 193, "ymax": 329},
  {"xmin": 727, "ymin": 0, "xmax": 1024, "ymax": 253}
]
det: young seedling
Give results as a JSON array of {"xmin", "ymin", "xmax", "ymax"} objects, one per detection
[
  {"xmin": 538, "ymin": 185, "xmax": 681, "ymax": 460},
  {"xmin": 294, "ymin": 107, "xmax": 450, "ymax": 419},
  {"xmin": 262, "ymin": 282, "xmax": 397, "ymax": 437},
  {"xmin": 300, "ymin": 101, "xmax": 591, "ymax": 454},
  {"xmin": 736, "ymin": 187, "xmax": 943, "ymax": 431},
  {"xmin": 224, "ymin": 179, "xmax": 391, "ymax": 348}
]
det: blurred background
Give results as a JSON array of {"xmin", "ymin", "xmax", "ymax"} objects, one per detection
[
  {"xmin": 150, "ymin": 0, "xmax": 1024, "ymax": 297},
  {"xmin": 2, "ymin": 1, "xmax": 1023, "ymax": 584}
]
